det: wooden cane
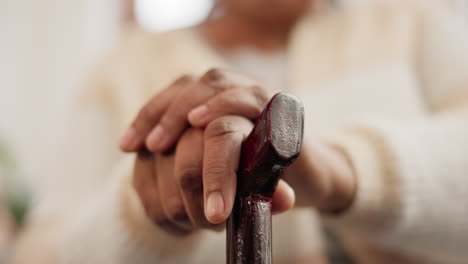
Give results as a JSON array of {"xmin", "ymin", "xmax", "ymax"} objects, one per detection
[{"xmin": 227, "ymin": 93, "xmax": 304, "ymax": 264}]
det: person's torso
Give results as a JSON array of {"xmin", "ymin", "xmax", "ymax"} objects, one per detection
[{"xmin": 101, "ymin": 1, "xmax": 441, "ymax": 263}]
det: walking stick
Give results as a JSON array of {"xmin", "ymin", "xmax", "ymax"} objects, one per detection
[{"xmin": 227, "ymin": 93, "xmax": 304, "ymax": 264}]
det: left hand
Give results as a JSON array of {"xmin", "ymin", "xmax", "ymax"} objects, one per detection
[{"xmin": 120, "ymin": 68, "xmax": 273, "ymax": 153}]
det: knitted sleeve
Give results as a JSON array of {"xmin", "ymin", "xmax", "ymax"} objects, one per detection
[{"xmin": 328, "ymin": 6, "xmax": 468, "ymax": 263}]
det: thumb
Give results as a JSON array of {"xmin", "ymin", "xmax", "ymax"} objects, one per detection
[
  {"xmin": 202, "ymin": 116, "xmax": 253, "ymax": 224},
  {"xmin": 271, "ymin": 180, "xmax": 296, "ymax": 214}
]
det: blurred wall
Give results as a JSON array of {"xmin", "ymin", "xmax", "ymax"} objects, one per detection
[
  {"xmin": 454, "ymin": 0, "xmax": 468, "ymax": 21},
  {"xmin": 0, "ymin": 0, "xmax": 121, "ymax": 183}
]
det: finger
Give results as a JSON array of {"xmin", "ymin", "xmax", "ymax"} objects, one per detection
[
  {"xmin": 145, "ymin": 69, "xmax": 225, "ymax": 152},
  {"xmin": 146, "ymin": 68, "xmax": 259, "ymax": 152},
  {"xmin": 203, "ymin": 116, "xmax": 253, "ymax": 224},
  {"xmin": 120, "ymin": 75, "xmax": 194, "ymax": 152},
  {"xmin": 271, "ymin": 180, "xmax": 296, "ymax": 215},
  {"xmin": 133, "ymin": 151, "xmax": 188, "ymax": 235},
  {"xmin": 133, "ymin": 150, "xmax": 159, "ymax": 217},
  {"xmin": 174, "ymin": 128, "xmax": 215, "ymax": 228},
  {"xmin": 188, "ymin": 85, "xmax": 270, "ymax": 127},
  {"xmin": 156, "ymin": 152, "xmax": 193, "ymax": 232}
]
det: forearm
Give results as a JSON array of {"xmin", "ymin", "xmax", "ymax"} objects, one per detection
[{"xmin": 325, "ymin": 110, "xmax": 468, "ymax": 263}]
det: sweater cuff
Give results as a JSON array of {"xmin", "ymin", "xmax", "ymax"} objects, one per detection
[{"xmin": 325, "ymin": 128, "xmax": 402, "ymax": 235}]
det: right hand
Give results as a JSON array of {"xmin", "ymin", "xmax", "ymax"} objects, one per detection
[{"xmin": 132, "ymin": 116, "xmax": 296, "ymax": 236}]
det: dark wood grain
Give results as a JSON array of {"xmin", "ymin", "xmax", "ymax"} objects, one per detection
[{"xmin": 227, "ymin": 93, "xmax": 304, "ymax": 264}]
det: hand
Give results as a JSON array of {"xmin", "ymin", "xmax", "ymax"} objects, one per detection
[
  {"xmin": 125, "ymin": 68, "xmax": 355, "ymax": 220},
  {"xmin": 120, "ymin": 68, "xmax": 273, "ymax": 153},
  {"xmin": 132, "ymin": 116, "xmax": 295, "ymax": 236}
]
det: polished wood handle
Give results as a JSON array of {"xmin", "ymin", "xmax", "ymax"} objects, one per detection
[{"xmin": 227, "ymin": 93, "xmax": 304, "ymax": 264}]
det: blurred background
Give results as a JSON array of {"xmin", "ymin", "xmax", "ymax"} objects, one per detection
[
  {"xmin": 0, "ymin": 0, "xmax": 467, "ymax": 213},
  {"xmin": 0, "ymin": 0, "xmax": 217, "ymax": 193}
]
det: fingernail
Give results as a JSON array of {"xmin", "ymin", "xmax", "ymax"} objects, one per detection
[
  {"xmin": 120, "ymin": 128, "xmax": 138, "ymax": 150},
  {"xmin": 147, "ymin": 125, "xmax": 166, "ymax": 151},
  {"xmin": 188, "ymin": 105, "xmax": 208, "ymax": 123},
  {"xmin": 206, "ymin": 192, "xmax": 224, "ymax": 222}
]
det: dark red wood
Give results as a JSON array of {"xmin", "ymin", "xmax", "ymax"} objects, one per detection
[{"xmin": 227, "ymin": 93, "xmax": 304, "ymax": 264}]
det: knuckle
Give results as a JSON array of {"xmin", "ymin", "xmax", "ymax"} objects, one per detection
[
  {"xmin": 172, "ymin": 74, "xmax": 194, "ymax": 86},
  {"xmin": 177, "ymin": 168, "xmax": 203, "ymax": 194},
  {"xmin": 205, "ymin": 117, "xmax": 248, "ymax": 140},
  {"xmin": 205, "ymin": 119, "xmax": 236, "ymax": 138},
  {"xmin": 200, "ymin": 68, "xmax": 230, "ymax": 93},
  {"xmin": 201, "ymin": 68, "xmax": 224, "ymax": 83}
]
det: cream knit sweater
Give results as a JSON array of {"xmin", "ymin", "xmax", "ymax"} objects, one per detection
[{"xmin": 12, "ymin": 1, "xmax": 468, "ymax": 264}]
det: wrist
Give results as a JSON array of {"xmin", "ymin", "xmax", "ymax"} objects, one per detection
[
  {"xmin": 318, "ymin": 144, "xmax": 356, "ymax": 214},
  {"xmin": 285, "ymin": 141, "xmax": 357, "ymax": 213}
]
